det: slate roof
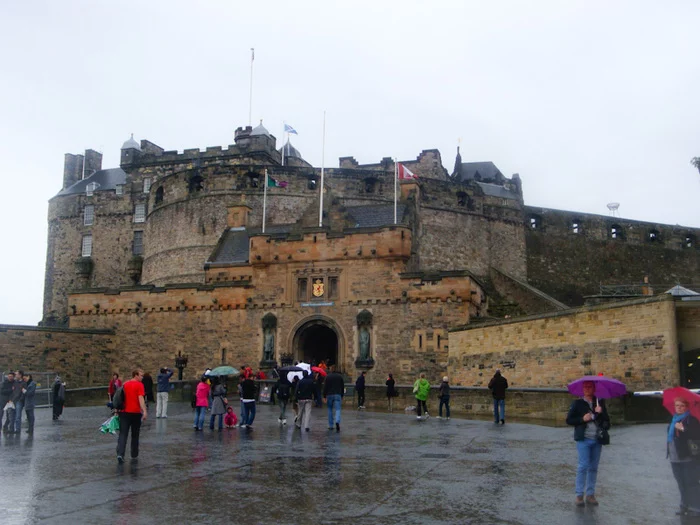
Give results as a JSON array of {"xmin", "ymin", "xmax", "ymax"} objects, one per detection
[
  {"xmin": 56, "ymin": 168, "xmax": 127, "ymax": 197},
  {"xmin": 208, "ymin": 228, "xmax": 250, "ymax": 264},
  {"xmin": 346, "ymin": 204, "xmax": 407, "ymax": 228},
  {"xmin": 665, "ymin": 285, "xmax": 700, "ymax": 297},
  {"xmin": 455, "ymin": 161, "xmax": 503, "ymax": 182},
  {"xmin": 476, "ymin": 182, "xmax": 519, "ymax": 200},
  {"xmin": 279, "ymin": 140, "xmax": 302, "ymax": 159}
]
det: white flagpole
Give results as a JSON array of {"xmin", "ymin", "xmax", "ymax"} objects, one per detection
[
  {"xmin": 248, "ymin": 48, "xmax": 254, "ymax": 127},
  {"xmin": 281, "ymin": 123, "xmax": 286, "ymax": 167},
  {"xmin": 262, "ymin": 168, "xmax": 268, "ymax": 234},
  {"xmin": 319, "ymin": 111, "xmax": 326, "ymax": 228},
  {"xmin": 394, "ymin": 159, "xmax": 398, "ymax": 224}
]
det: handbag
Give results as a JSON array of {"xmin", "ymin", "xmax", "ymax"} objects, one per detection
[
  {"xmin": 595, "ymin": 425, "xmax": 610, "ymax": 445},
  {"xmin": 687, "ymin": 439, "xmax": 700, "ymax": 457}
]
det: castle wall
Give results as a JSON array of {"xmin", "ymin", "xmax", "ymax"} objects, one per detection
[
  {"xmin": 525, "ymin": 206, "xmax": 700, "ymax": 305},
  {"xmin": 0, "ymin": 324, "xmax": 116, "ymax": 387},
  {"xmin": 447, "ymin": 295, "xmax": 682, "ymax": 391}
]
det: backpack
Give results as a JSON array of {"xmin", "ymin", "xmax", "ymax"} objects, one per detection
[
  {"xmin": 112, "ymin": 386, "xmax": 125, "ymax": 410},
  {"xmin": 277, "ymin": 382, "xmax": 291, "ymax": 400}
]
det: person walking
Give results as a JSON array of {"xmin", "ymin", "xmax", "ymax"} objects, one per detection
[
  {"xmin": 667, "ymin": 397, "xmax": 700, "ymax": 517},
  {"xmin": 142, "ymin": 372, "xmax": 155, "ymax": 407},
  {"xmin": 240, "ymin": 373, "xmax": 257, "ymax": 429},
  {"xmin": 209, "ymin": 378, "xmax": 227, "ymax": 431},
  {"xmin": 386, "ymin": 373, "xmax": 396, "ymax": 412},
  {"xmin": 323, "ymin": 365, "xmax": 344, "ymax": 432},
  {"xmin": 355, "ymin": 371, "xmax": 366, "ymax": 409},
  {"xmin": 21, "ymin": 373, "xmax": 37, "ymax": 434},
  {"xmin": 108, "ymin": 373, "xmax": 122, "ymax": 403},
  {"xmin": 566, "ymin": 380, "xmax": 610, "ymax": 507},
  {"xmin": 4, "ymin": 373, "xmax": 21, "ymax": 433},
  {"xmin": 295, "ymin": 371, "xmax": 315, "ymax": 432},
  {"xmin": 193, "ymin": 376, "xmax": 210, "ymax": 431},
  {"xmin": 156, "ymin": 367, "xmax": 174, "ymax": 418},
  {"xmin": 275, "ymin": 377, "xmax": 291, "ymax": 425},
  {"xmin": 437, "ymin": 376, "xmax": 451, "ymax": 420},
  {"xmin": 290, "ymin": 376, "xmax": 300, "ymax": 425},
  {"xmin": 13, "ymin": 371, "xmax": 26, "ymax": 434},
  {"xmin": 52, "ymin": 376, "xmax": 66, "ymax": 420},
  {"xmin": 488, "ymin": 369, "xmax": 508, "ymax": 425},
  {"xmin": 0, "ymin": 372, "xmax": 15, "ymax": 431},
  {"xmin": 413, "ymin": 373, "xmax": 431, "ymax": 420},
  {"xmin": 116, "ymin": 369, "xmax": 147, "ymax": 463}
]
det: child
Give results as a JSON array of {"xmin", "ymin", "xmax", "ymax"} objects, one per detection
[{"xmin": 224, "ymin": 405, "xmax": 238, "ymax": 428}]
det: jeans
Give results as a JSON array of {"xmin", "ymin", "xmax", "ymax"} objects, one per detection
[
  {"xmin": 439, "ymin": 396, "xmax": 450, "ymax": 418},
  {"xmin": 25, "ymin": 408, "xmax": 35, "ymax": 433},
  {"xmin": 493, "ymin": 399, "xmax": 505, "ymax": 422},
  {"xmin": 193, "ymin": 406, "xmax": 207, "ymax": 429},
  {"xmin": 157, "ymin": 392, "xmax": 169, "ymax": 417},
  {"xmin": 14, "ymin": 401, "xmax": 24, "ymax": 432},
  {"xmin": 671, "ymin": 461, "xmax": 700, "ymax": 512},
  {"xmin": 117, "ymin": 412, "xmax": 142, "ymax": 458},
  {"xmin": 209, "ymin": 414, "xmax": 223, "ymax": 430},
  {"xmin": 357, "ymin": 390, "xmax": 365, "ymax": 408},
  {"xmin": 416, "ymin": 399, "xmax": 428, "ymax": 416},
  {"xmin": 327, "ymin": 394, "xmax": 342, "ymax": 427},
  {"xmin": 243, "ymin": 401, "xmax": 256, "ymax": 426},
  {"xmin": 240, "ymin": 400, "xmax": 245, "ymax": 424},
  {"xmin": 3, "ymin": 408, "xmax": 15, "ymax": 431},
  {"xmin": 576, "ymin": 439, "xmax": 603, "ymax": 496},
  {"xmin": 297, "ymin": 399, "xmax": 312, "ymax": 429},
  {"xmin": 278, "ymin": 398, "xmax": 288, "ymax": 419}
]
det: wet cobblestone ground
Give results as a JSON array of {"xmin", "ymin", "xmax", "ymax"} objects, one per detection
[{"xmin": 0, "ymin": 402, "xmax": 687, "ymax": 524}]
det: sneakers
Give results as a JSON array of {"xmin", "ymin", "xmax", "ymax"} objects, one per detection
[
  {"xmin": 500, "ymin": 419, "xmax": 505, "ymax": 425},
  {"xmin": 436, "ymin": 416, "xmax": 442, "ymax": 419},
  {"xmin": 328, "ymin": 426, "xmax": 334, "ymax": 430},
  {"xmin": 585, "ymin": 495, "xmax": 599, "ymax": 506},
  {"xmin": 446, "ymin": 417, "xmax": 450, "ymax": 420},
  {"xmin": 416, "ymin": 415, "xmax": 422, "ymax": 420},
  {"xmin": 305, "ymin": 428, "xmax": 310, "ymax": 432},
  {"xmin": 278, "ymin": 418, "xmax": 283, "ymax": 424},
  {"xmin": 282, "ymin": 419, "xmax": 287, "ymax": 425},
  {"xmin": 246, "ymin": 424, "xmax": 253, "ymax": 429},
  {"xmin": 117, "ymin": 455, "xmax": 124, "ymax": 464},
  {"xmin": 336, "ymin": 422, "xmax": 340, "ymax": 433},
  {"xmin": 424, "ymin": 413, "xmax": 430, "ymax": 419}
]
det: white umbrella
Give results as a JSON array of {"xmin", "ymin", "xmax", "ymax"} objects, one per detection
[{"xmin": 287, "ymin": 362, "xmax": 311, "ymax": 384}]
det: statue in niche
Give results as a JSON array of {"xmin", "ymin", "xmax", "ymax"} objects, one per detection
[
  {"xmin": 263, "ymin": 329, "xmax": 275, "ymax": 361},
  {"xmin": 359, "ymin": 326, "xmax": 370, "ymax": 360}
]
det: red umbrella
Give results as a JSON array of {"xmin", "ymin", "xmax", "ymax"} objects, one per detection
[
  {"xmin": 311, "ymin": 366, "xmax": 327, "ymax": 377},
  {"xmin": 662, "ymin": 387, "xmax": 700, "ymax": 421}
]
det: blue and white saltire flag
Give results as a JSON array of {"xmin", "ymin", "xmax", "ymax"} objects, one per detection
[{"xmin": 284, "ymin": 124, "xmax": 298, "ymax": 135}]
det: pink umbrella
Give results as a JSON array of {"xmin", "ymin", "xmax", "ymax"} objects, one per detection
[
  {"xmin": 662, "ymin": 387, "xmax": 700, "ymax": 421},
  {"xmin": 567, "ymin": 375, "xmax": 627, "ymax": 399}
]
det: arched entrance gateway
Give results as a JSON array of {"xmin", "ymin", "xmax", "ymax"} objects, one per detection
[{"xmin": 291, "ymin": 316, "xmax": 343, "ymax": 370}]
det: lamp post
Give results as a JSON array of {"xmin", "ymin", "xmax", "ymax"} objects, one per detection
[{"xmin": 175, "ymin": 351, "xmax": 189, "ymax": 381}]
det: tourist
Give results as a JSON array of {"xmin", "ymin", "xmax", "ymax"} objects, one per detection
[
  {"xmin": 142, "ymin": 372, "xmax": 155, "ymax": 407},
  {"xmin": 209, "ymin": 378, "xmax": 227, "ymax": 431},
  {"xmin": 52, "ymin": 375, "xmax": 66, "ymax": 420},
  {"xmin": 488, "ymin": 369, "xmax": 508, "ymax": 425},
  {"xmin": 291, "ymin": 376, "xmax": 300, "ymax": 424},
  {"xmin": 116, "ymin": 369, "xmax": 147, "ymax": 463},
  {"xmin": 314, "ymin": 370, "xmax": 324, "ymax": 407},
  {"xmin": 295, "ymin": 371, "xmax": 315, "ymax": 431},
  {"xmin": 5, "ymin": 373, "xmax": 22, "ymax": 433},
  {"xmin": 193, "ymin": 376, "xmax": 210, "ymax": 431},
  {"xmin": 108, "ymin": 373, "xmax": 122, "ymax": 403},
  {"xmin": 240, "ymin": 372, "xmax": 257, "ymax": 429},
  {"xmin": 156, "ymin": 367, "xmax": 174, "ymax": 418},
  {"xmin": 413, "ymin": 373, "xmax": 430, "ymax": 420},
  {"xmin": 667, "ymin": 397, "xmax": 700, "ymax": 517},
  {"xmin": 0, "ymin": 372, "xmax": 15, "ymax": 431},
  {"xmin": 255, "ymin": 369, "xmax": 267, "ymax": 380},
  {"xmin": 355, "ymin": 371, "xmax": 366, "ymax": 409},
  {"xmin": 565, "ymin": 380, "xmax": 609, "ymax": 507},
  {"xmin": 437, "ymin": 376, "xmax": 451, "ymax": 420},
  {"xmin": 386, "ymin": 373, "xmax": 396, "ymax": 412},
  {"xmin": 323, "ymin": 365, "xmax": 344, "ymax": 432},
  {"xmin": 224, "ymin": 406, "xmax": 238, "ymax": 428},
  {"xmin": 13, "ymin": 371, "xmax": 26, "ymax": 433},
  {"xmin": 275, "ymin": 376, "xmax": 291, "ymax": 425},
  {"xmin": 22, "ymin": 373, "xmax": 37, "ymax": 434}
]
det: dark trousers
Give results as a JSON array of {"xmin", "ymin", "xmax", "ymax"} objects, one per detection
[
  {"xmin": 671, "ymin": 461, "xmax": 700, "ymax": 512},
  {"xmin": 53, "ymin": 401, "xmax": 64, "ymax": 419},
  {"xmin": 439, "ymin": 396, "xmax": 450, "ymax": 418},
  {"xmin": 357, "ymin": 390, "xmax": 365, "ymax": 407},
  {"xmin": 117, "ymin": 412, "xmax": 142, "ymax": 459},
  {"xmin": 25, "ymin": 409, "xmax": 35, "ymax": 433},
  {"xmin": 416, "ymin": 399, "xmax": 428, "ymax": 416}
]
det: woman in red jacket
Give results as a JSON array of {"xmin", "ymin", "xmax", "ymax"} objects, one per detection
[{"xmin": 108, "ymin": 373, "xmax": 122, "ymax": 402}]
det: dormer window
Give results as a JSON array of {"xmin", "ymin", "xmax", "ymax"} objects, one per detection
[
  {"xmin": 143, "ymin": 177, "xmax": 152, "ymax": 193},
  {"xmin": 84, "ymin": 205, "xmax": 94, "ymax": 226},
  {"xmin": 86, "ymin": 182, "xmax": 98, "ymax": 196},
  {"xmin": 115, "ymin": 184, "xmax": 124, "ymax": 196}
]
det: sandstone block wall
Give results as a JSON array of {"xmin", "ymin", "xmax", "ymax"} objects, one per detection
[{"xmin": 448, "ymin": 295, "xmax": 681, "ymax": 391}]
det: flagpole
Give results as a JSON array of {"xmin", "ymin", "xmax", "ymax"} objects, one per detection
[
  {"xmin": 248, "ymin": 48, "xmax": 254, "ymax": 127},
  {"xmin": 262, "ymin": 168, "xmax": 268, "ymax": 234},
  {"xmin": 281, "ymin": 123, "xmax": 286, "ymax": 167},
  {"xmin": 394, "ymin": 159, "xmax": 398, "ymax": 224},
  {"xmin": 319, "ymin": 111, "xmax": 326, "ymax": 228}
]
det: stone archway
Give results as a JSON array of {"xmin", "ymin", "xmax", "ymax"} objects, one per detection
[{"xmin": 290, "ymin": 316, "xmax": 344, "ymax": 371}]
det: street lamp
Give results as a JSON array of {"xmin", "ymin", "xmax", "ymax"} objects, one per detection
[{"xmin": 175, "ymin": 351, "xmax": 189, "ymax": 380}]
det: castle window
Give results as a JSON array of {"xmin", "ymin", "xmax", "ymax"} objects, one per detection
[
  {"xmin": 143, "ymin": 177, "xmax": 152, "ymax": 193},
  {"xmin": 81, "ymin": 235, "xmax": 93, "ymax": 257},
  {"xmin": 328, "ymin": 276, "xmax": 339, "ymax": 300},
  {"xmin": 685, "ymin": 234, "xmax": 696, "ymax": 249},
  {"xmin": 155, "ymin": 186, "xmax": 164, "ymax": 205},
  {"xmin": 86, "ymin": 182, "xmax": 98, "ymax": 196},
  {"xmin": 134, "ymin": 203, "xmax": 146, "ymax": 223},
  {"xmin": 308, "ymin": 179, "xmax": 317, "ymax": 190},
  {"xmin": 115, "ymin": 184, "xmax": 124, "ymax": 196},
  {"xmin": 529, "ymin": 215, "xmax": 541, "ymax": 229},
  {"xmin": 610, "ymin": 224, "xmax": 623, "ymax": 239},
  {"xmin": 132, "ymin": 231, "xmax": 143, "ymax": 256},
  {"xmin": 648, "ymin": 229, "xmax": 660, "ymax": 242},
  {"xmin": 83, "ymin": 205, "xmax": 94, "ymax": 226},
  {"xmin": 297, "ymin": 278, "xmax": 308, "ymax": 301},
  {"xmin": 457, "ymin": 191, "xmax": 467, "ymax": 207},
  {"xmin": 419, "ymin": 334, "xmax": 423, "ymax": 349},
  {"xmin": 571, "ymin": 219, "xmax": 581, "ymax": 234},
  {"xmin": 189, "ymin": 174, "xmax": 204, "ymax": 193},
  {"xmin": 363, "ymin": 178, "xmax": 377, "ymax": 194}
]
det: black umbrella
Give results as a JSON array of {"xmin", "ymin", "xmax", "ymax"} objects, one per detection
[{"xmin": 278, "ymin": 366, "xmax": 303, "ymax": 373}]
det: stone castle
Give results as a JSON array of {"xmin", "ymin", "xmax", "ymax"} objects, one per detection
[{"xmin": 4, "ymin": 122, "xmax": 699, "ymax": 390}]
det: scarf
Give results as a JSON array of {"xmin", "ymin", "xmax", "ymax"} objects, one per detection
[{"xmin": 668, "ymin": 412, "xmax": 690, "ymax": 443}]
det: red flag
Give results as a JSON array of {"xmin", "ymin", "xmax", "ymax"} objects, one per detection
[{"xmin": 398, "ymin": 163, "xmax": 418, "ymax": 180}]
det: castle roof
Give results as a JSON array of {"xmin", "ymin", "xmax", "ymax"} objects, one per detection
[
  {"xmin": 476, "ymin": 182, "xmax": 519, "ymax": 200},
  {"xmin": 250, "ymin": 122, "xmax": 271, "ymax": 136},
  {"xmin": 346, "ymin": 204, "xmax": 408, "ymax": 228},
  {"xmin": 56, "ymin": 168, "xmax": 127, "ymax": 197},
  {"xmin": 665, "ymin": 285, "xmax": 700, "ymax": 297},
  {"xmin": 454, "ymin": 161, "xmax": 504, "ymax": 182},
  {"xmin": 279, "ymin": 140, "xmax": 303, "ymax": 160},
  {"xmin": 121, "ymin": 134, "xmax": 141, "ymax": 151}
]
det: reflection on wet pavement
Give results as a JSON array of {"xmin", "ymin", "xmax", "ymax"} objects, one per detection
[{"xmin": 0, "ymin": 403, "xmax": 679, "ymax": 524}]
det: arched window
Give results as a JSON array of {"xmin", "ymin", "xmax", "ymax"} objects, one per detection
[
  {"xmin": 648, "ymin": 229, "xmax": 660, "ymax": 242},
  {"xmin": 262, "ymin": 313, "xmax": 277, "ymax": 364},
  {"xmin": 188, "ymin": 174, "xmax": 203, "ymax": 193},
  {"xmin": 610, "ymin": 224, "xmax": 623, "ymax": 240},
  {"xmin": 528, "ymin": 215, "xmax": 542, "ymax": 230},
  {"xmin": 356, "ymin": 310, "xmax": 373, "ymax": 366},
  {"xmin": 155, "ymin": 186, "xmax": 164, "ymax": 205},
  {"xmin": 571, "ymin": 219, "xmax": 581, "ymax": 234},
  {"xmin": 685, "ymin": 233, "xmax": 696, "ymax": 249}
]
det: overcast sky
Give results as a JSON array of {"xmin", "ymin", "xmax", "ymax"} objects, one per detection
[{"xmin": 1, "ymin": 1, "xmax": 699, "ymax": 325}]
